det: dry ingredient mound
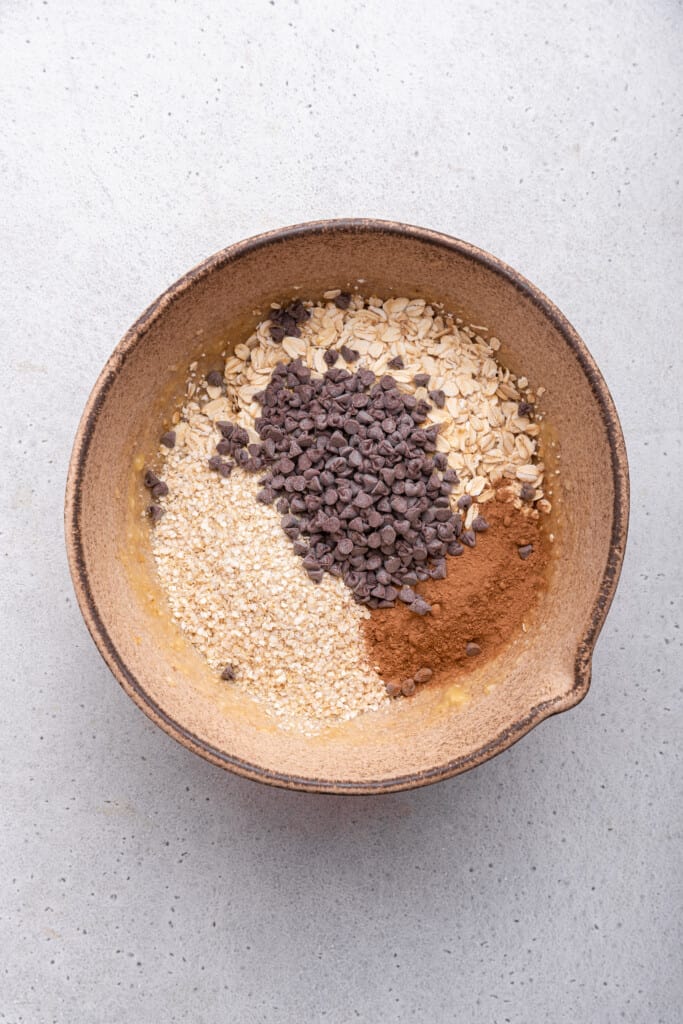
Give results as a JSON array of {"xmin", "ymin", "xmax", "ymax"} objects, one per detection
[
  {"xmin": 209, "ymin": 359, "xmax": 468, "ymax": 614},
  {"xmin": 146, "ymin": 290, "xmax": 555, "ymax": 729}
]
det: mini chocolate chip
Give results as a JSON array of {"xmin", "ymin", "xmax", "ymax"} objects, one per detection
[
  {"xmin": 414, "ymin": 667, "xmax": 433, "ymax": 683},
  {"xmin": 465, "ymin": 642, "xmax": 481, "ymax": 657},
  {"xmin": 152, "ymin": 481, "xmax": 169, "ymax": 498},
  {"xmin": 160, "ymin": 430, "xmax": 176, "ymax": 448},
  {"xmin": 430, "ymin": 560, "xmax": 447, "ymax": 580},
  {"xmin": 354, "ymin": 492, "xmax": 373, "ymax": 509},
  {"xmin": 379, "ymin": 525, "xmax": 396, "ymax": 546},
  {"xmin": 413, "ymin": 373, "xmax": 430, "ymax": 387},
  {"xmin": 518, "ymin": 400, "xmax": 534, "ymax": 417},
  {"xmin": 518, "ymin": 544, "xmax": 534, "ymax": 560},
  {"xmin": 412, "ymin": 544, "xmax": 428, "ymax": 562},
  {"xmin": 340, "ymin": 345, "xmax": 359, "ymax": 363},
  {"xmin": 323, "ymin": 348, "xmax": 339, "ymax": 367},
  {"xmin": 288, "ymin": 300, "xmax": 309, "ymax": 323},
  {"xmin": 143, "ymin": 469, "xmax": 160, "ymax": 489},
  {"xmin": 387, "ymin": 355, "xmax": 404, "ymax": 369},
  {"xmin": 410, "ymin": 597, "xmax": 432, "ymax": 616},
  {"xmin": 472, "ymin": 516, "xmax": 489, "ymax": 532},
  {"xmin": 428, "ymin": 390, "xmax": 445, "ymax": 409},
  {"xmin": 520, "ymin": 483, "xmax": 536, "ymax": 502},
  {"xmin": 221, "ymin": 665, "xmax": 236, "ymax": 680},
  {"xmin": 401, "ymin": 678, "xmax": 416, "ymax": 697},
  {"xmin": 457, "ymin": 494, "xmax": 472, "ymax": 510},
  {"xmin": 147, "ymin": 504, "xmax": 164, "ymax": 522},
  {"xmin": 334, "ymin": 292, "xmax": 352, "ymax": 310},
  {"xmin": 218, "ymin": 461, "xmax": 233, "ymax": 478},
  {"xmin": 385, "ymin": 681, "xmax": 401, "ymax": 698},
  {"xmin": 206, "ymin": 370, "xmax": 224, "ymax": 388},
  {"xmin": 461, "ymin": 530, "xmax": 476, "ymax": 548}
]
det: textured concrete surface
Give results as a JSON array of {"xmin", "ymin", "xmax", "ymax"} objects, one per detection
[{"xmin": 2, "ymin": 1, "xmax": 681, "ymax": 1021}]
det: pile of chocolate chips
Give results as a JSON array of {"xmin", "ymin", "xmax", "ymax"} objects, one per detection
[{"xmin": 211, "ymin": 359, "xmax": 487, "ymax": 614}]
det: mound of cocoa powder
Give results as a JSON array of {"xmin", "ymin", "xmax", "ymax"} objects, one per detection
[{"xmin": 362, "ymin": 494, "xmax": 550, "ymax": 686}]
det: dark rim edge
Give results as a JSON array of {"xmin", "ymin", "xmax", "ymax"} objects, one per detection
[{"xmin": 64, "ymin": 218, "xmax": 630, "ymax": 794}]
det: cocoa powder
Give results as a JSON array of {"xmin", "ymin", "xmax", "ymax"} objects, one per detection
[{"xmin": 362, "ymin": 494, "xmax": 550, "ymax": 686}]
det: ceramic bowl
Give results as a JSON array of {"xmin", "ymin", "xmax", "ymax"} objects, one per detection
[{"xmin": 65, "ymin": 219, "xmax": 628, "ymax": 793}]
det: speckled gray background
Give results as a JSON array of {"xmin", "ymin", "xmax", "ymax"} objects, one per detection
[{"xmin": 2, "ymin": 1, "xmax": 681, "ymax": 1021}]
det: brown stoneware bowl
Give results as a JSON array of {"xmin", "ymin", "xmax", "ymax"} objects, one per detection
[{"xmin": 65, "ymin": 219, "xmax": 629, "ymax": 793}]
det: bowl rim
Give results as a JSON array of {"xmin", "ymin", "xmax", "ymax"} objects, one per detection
[{"xmin": 64, "ymin": 218, "xmax": 630, "ymax": 794}]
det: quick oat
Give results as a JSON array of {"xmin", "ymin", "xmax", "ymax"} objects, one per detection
[{"xmin": 151, "ymin": 448, "xmax": 388, "ymax": 733}]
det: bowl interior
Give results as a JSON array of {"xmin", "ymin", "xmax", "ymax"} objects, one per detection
[{"xmin": 67, "ymin": 222, "xmax": 627, "ymax": 792}]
